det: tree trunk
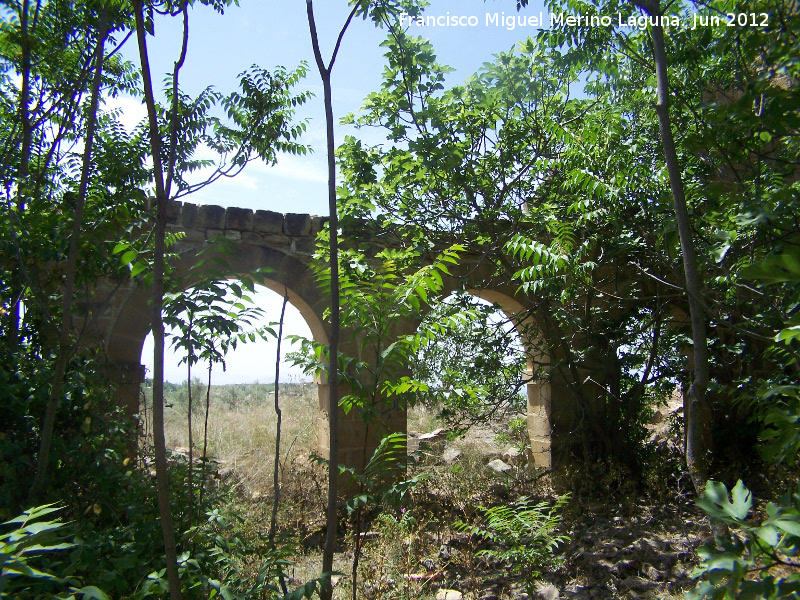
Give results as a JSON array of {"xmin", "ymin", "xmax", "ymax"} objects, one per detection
[
  {"xmin": 269, "ymin": 290, "xmax": 290, "ymax": 595},
  {"xmin": 306, "ymin": 2, "xmax": 361, "ymax": 595},
  {"xmin": 133, "ymin": 2, "xmax": 182, "ymax": 597},
  {"xmin": 29, "ymin": 5, "xmax": 109, "ymax": 504},
  {"xmin": 187, "ymin": 317, "xmax": 194, "ymax": 530},
  {"xmin": 636, "ymin": 0, "xmax": 710, "ymax": 494}
]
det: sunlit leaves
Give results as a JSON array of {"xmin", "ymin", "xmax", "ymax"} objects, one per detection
[{"xmin": 691, "ymin": 480, "xmax": 800, "ymax": 599}]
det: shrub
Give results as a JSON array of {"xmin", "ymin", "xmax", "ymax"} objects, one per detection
[
  {"xmin": 0, "ymin": 504, "xmax": 108, "ymax": 600},
  {"xmin": 458, "ymin": 494, "xmax": 570, "ymax": 594},
  {"xmin": 688, "ymin": 480, "xmax": 800, "ymax": 599}
]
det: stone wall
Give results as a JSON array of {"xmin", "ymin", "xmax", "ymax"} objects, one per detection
[{"xmin": 166, "ymin": 200, "xmax": 327, "ymax": 259}]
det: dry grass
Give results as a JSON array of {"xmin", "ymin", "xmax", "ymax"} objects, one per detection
[{"xmin": 144, "ymin": 381, "xmax": 320, "ymax": 498}]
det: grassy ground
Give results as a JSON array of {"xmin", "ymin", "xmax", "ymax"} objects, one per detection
[{"xmin": 140, "ymin": 381, "xmax": 699, "ymax": 600}]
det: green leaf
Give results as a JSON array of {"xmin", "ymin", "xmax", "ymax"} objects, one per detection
[
  {"xmin": 130, "ymin": 262, "xmax": 147, "ymax": 278},
  {"xmin": 698, "ymin": 480, "xmax": 752, "ymax": 522},
  {"xmin": 74, "ymin": 587, "xmax": 110, "ymax": 600},
  {"xmin": 120, "ymin": 250, "xmax": 137, "ymax": 266}
]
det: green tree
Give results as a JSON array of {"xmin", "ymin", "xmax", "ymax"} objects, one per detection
[
  {"xmin": 131, "ymin": 2, "xmax": 308, "ymax": 596},
  {"xmin": 531, "ymin": 0, "xmax": 799, "ymax": 477},
  {"xmin": 413, "ymin": 293, "xmax": 528, "ymax": 432},
  {"xmin": 338, "ymin": 29, "xmax": 680, "ymax": 464},
  {"xmin": 303, "ymin": 2, "xmax": 425, "ymax": 596},
  {"xmin": 163, "ymin": 272, "xmax": 275, "ymax": 528},
  {"xmin": 0, "ymin": 1, "xmax": 149, "ymax": 509}
]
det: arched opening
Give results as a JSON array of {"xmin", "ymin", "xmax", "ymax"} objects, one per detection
[
  {"xmin": 467, "ymin": 289, "xmax": 552, "ymax": 468},
  {"xmin": 102, "ymin": 239, "xmax": 336, "ymax": 470},
  {"xmin": 411, "ymin": 289, "xmax": 552, "ymax": 468},
  {"xmin": 135, "ymin": 281, "xmax": 324, "ymax": 497}
]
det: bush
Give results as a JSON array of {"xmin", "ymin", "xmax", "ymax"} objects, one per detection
[
  {"xmin": 689, "ymin": 480, "xmax": 800, "ymax": 599},
  {"xmin": 0, "ymin": 504, "xmax": 108, "ymax": 600},
  {"xmin": 458, "ymin": 494, "xmax": 570, "ymax": 594}
]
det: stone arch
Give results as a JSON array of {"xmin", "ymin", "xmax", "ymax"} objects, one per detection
[
  {"xmin": 103, "ymin": 243, "xmax": 331, "ymax": 444},
  {"xmin": 463, "ymin": 288, "xmax": 552, "ymax": 468}
]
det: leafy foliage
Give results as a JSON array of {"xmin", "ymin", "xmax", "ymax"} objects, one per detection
[
  {"xmin": 412, "ymin": 293, "xmax": 528, "ymax": 432},
  {"xmin": 689, "ymin": 481, "xmax": 800, "ymax": 599},
  {"xmin": 458, "ymin": 495, "xmax": 570, "ymax": 594},
  {"xmin": 289, "ymin": 239, "xmax": 465, "ymax": 427},
  {"xmin": 0, "ymin": 505, "xmax": 108, "ymax": 600}
]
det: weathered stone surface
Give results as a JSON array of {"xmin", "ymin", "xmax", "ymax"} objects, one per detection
[
  {"xmin": 166, "ymin": 200, "xmax": 182, "ymax": 224},
  {"xmin": 226, "ymin": 207, "xmax": 254, "ymax": 231},
  {"xmin": 284, "ymin": 213, "xmax": 312, "ymax": 236},
  {"xmin": 443, "ymin": 447, "xmax": 461, "ymax": 464},
  {"xmin": 181, "ymin": 202, "xmax": 198, "ymax": 228},
  {"xmin": 311, "ymin": 215, "xmax": 327, "ymax": 234},
  {"xmin": 488, "ymin": 458, "xmax": 512, "ymax": 473},
  {"xmin": 180, "ymin": 229, "xmax": 206, "ymax": 243},
  {"xmin": 224, "ymin": 230, "xmax": 242, "ymax": 241},
  {"xmin": 196, "ymin": 204, "xmax": 226, "ymax": 229},
  {"xmin": 534, "ymin": 583, "xmax": 559, "ymax": 600},
  {"xmin": 292, "ymin": 238, "xmax": 316, "ymax": 256},
  {"xmin": 418, "ymin": 428, "xmax": 448, "ymax": 443},
  {"xmin": 503, "ymin": 446, "xmax": 523, "ymax": 464},
  {"xmin": 254, "ymin": 210, "xmax": 283, "ymax": 233},
  {"xmin": 242, "ymin": 232, "xmax": 263, "ymax": 243},
  {"xmin": 262, "ymin": 234, "xmax": 291, "ymax": 247},
  {"xmin": 436, "ymin": 590, "xmax": 462, "ymax": 600}
]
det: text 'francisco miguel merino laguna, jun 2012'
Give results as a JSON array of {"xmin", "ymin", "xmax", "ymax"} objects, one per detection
[{"xmin": 399, "ymin": 11, "xmax": 769, "ymax": 31}]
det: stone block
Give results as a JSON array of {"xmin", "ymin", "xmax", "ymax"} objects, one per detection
[
  {"xmin": 224, "ymin": 230, "xmax": 242, "ymax": 241},
  {"xmin": 311, "ymin": 215, "xmax": 328, "ymax": 234},
  {"xmin": 181, "ymin": 202, "xmax": 198, "ymax": 228},
  {"xmin": 254, "ymin": 210, "xmax": 283, "ymax": 233},
  {"xmin": 284, "ymin": 213, "xmax": 312, "ymax": 236},
  {"xmin": 196, "ymin": 204, "xmax": 226, "ymax": 229},
  {"xmin": 242, "ymin": 232, "xmax": 263, "ymax": 244},
  {"xmin": 181, "ymin": 229, "xmax": 206, "ymax": 243},
  {"xmin": 292, "ymin": 238, "xmax": 317, "ymax": 256},
  {"xmin": 166, "ymin": 200, "xmax": 182, "ymax": 224},
  {"xmin": 262, "ymin": 234, "xmax": 290, "ymax": 247},
  {"xmin": 225, "ymin": 206, "xmax": 254, "ymax": 231}
]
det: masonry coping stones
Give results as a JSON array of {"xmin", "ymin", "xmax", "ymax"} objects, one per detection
[
  {"xmin": 166, "ymin": 200, "xmax": 181, "ymax": 224},
  {"xmin": 225, "ymin": 206, "xmax": 254, "ymax": 231},
  {"xmin": 311, "ymin": 215, "xmax": 327, "ymax": 234},
  {"xmin": 181, "ymin": 202, "xmax": 198, "ymax": 228},
  {"xmin": 196, "ymin": 204, "xmax": 226, "ymax": 229},
  {"xmin": 284, "ymin": 213, "xmax": 312, "ymax": 236},
  {"xmin": 254, "ymin": 210, "xmax": 284, "ymax": 234}
]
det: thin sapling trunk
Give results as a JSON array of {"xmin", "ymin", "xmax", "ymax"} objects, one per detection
[
  {"xmin": 133, "ymin": 2, "xmax": 182, "ymax": 596},
  {"xmin": 199, "ymin": 359, "xmax": 213, "ymax": 511},
  {"xmin": 269, "ymin": 289, "xmax": 290, "ymax": 595},
  {"xmin": 634, "ymin": 0, "xmax": 710, "ymax": 494},
  {"xmin": 305, "ymin": 2, "xmax": 362, "ymax": 595},
  {"xmin": 187, "ymin": 315, "xmax": 194, "ymax": 529},
  {"xmin": 29, "ymin": 5, "xmax": 109, "ymax": 503}
]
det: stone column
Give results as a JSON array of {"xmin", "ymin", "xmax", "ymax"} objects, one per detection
[
  {"xmin": 315, "ymin": 376, "xmax": 408, "ymax": 476},
  {"xmin": 315, "ymin": 320, "xmax": 414, "ymax": 478},
  {"xmin": 527, "ymin": 373, "xmax": 552, "ymax": 468},
  {"xmin": 105, "ymin": 361, "xmax": 146, "ymax": 454}
]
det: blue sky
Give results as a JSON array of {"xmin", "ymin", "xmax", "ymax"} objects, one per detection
[{"xmin": 135, "ymin": 0, "xmax": 550, "ymax": 383}]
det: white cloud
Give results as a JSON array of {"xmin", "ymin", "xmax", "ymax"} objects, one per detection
[{"xmin": 105, "ymin": 95, "xmax": 147, "ymax": 134}]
